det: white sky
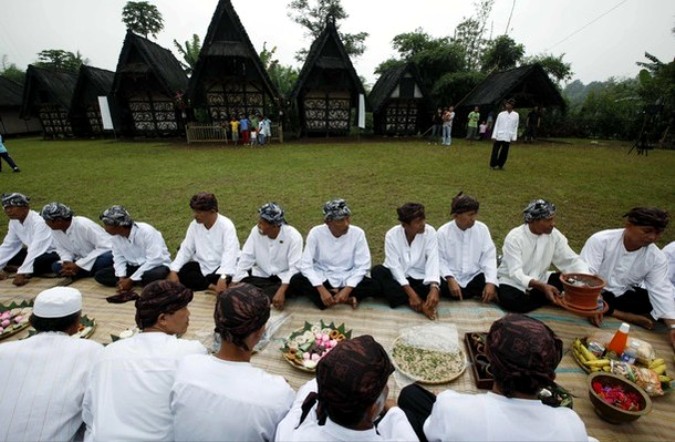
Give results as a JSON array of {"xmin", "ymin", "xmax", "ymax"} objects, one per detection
[{"xmin": 1, "ymin": 0, "xmax": 673, "ymax": 88}]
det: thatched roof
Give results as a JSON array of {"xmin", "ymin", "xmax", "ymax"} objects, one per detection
[
  {"xmin": 20, "ymin": 65, "xmax": 78, "ymax": 118},
  {"xmin": 290, "ymin": 19, "xmax": 367, "ymax": 102},
  {"xmin": 71, "ymin": 65, "xmax": 114, "ymax": 107},
  {"xmin": 112, "ymin": 30, "xmax": 188, "ymax": 97},
  {"xmin": 187, "ymin": 0, "xmax": 278, "ymax": 100},
  {"xmin": 456, "ymin": 64, "xmax": 565, "ymax": 109},
  {"xmin": 369, "ymin": 63, "xmax": 431, "ymax": 113},
  {"xmin": 0, "ymin": 76, "xmax": 24, "ymax": 107}
]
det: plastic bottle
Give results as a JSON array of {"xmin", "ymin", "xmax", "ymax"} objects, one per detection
[
  {"xmin": 620, "ymin": 340, "xmax": 639, "ymax": 364},
  {"xmin": 606, "ymin": 322, "xmax": 630, "ymax": 357}
]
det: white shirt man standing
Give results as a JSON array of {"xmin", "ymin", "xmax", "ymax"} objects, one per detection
[{"xmin": 489, "ymin": 98, "xmax": 519, "ymax": 170}]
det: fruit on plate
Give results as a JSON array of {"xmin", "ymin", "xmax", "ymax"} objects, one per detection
[{"xmin": 280, "ymin": 320, "xmax": 352, "ymax": 371}]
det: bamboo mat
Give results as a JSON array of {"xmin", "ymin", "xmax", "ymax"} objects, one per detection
[{"xmin": 1, "ymin": 277, "xmax": 674, "ymax": 441}]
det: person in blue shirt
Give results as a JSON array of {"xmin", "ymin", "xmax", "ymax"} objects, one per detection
[{"xmin": 0, "ymin": 135, "xmax": 20, "ymax": 172}]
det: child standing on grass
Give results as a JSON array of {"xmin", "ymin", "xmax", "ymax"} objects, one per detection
[
  {"xmin": 0, "ymin": 135, "xmax": 20, "ymax": 172},
  {"xmin": 479, "ymin": 121, "xmax": 488, "ymax": 140},
  {"xmin": 229, "ymin": 116, "xmax": 240, "ymax": 145}
]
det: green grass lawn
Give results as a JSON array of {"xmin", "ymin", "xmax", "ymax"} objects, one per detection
[{"xmin": 1, "ymin": 136, "xmax": 673, "ymax": 264}]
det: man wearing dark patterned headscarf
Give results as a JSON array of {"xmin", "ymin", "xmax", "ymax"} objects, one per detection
[
  {"xmin": 84, "ymin": 280, "xmax": 207, "ymax": 441},
  {"xmin": 581, "ymin": 207, "xmax": 675, "ymax": 348},
  {"xmin": 289, "ymin": 199, "xmax": 378, "ymax": 310},
  {"xmin": 0, "ymin": 192, "xmax": 58, "ymax": 286},
  {"xmin": 170, "ymin": 284, "xmax": 294, "ymax": 441},
  {"xmin": 275, "ymin": 335, "xmax": 417, "ymax": 441},
  {"xmin": 496, "ymin": 199, "xmax": 588, "ymax": 313},
  {"xmin": 437, "ymin": 192, "xmax": 499, "ymax": 305},
  {"xmin": 41, "ymin": 202, "xmax": 113, "ymax": 279},
  {"xmin": 95, "ymin": 205, "xmax": 171, "ymax": 293},
  {"xmin": 232, "ymin": 202, "xmax": 303, "ymax": 310},
  {"xmin": 399, "ymin": 314, "xmax": 590, "ymax": 442},
  {"xmin": 168, "ymin": 193, "xmax": 240, "ymax": 293},
  {"xmin": 371, "ymin": 202, "xmax": 441, "ymax": 319}
]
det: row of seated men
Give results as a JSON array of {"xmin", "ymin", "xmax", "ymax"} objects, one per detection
[
  {"xmin": 1, "ymin": 191, "xmax": 674, "ymax": 349},
  {"xmin": 0, "ymin": 283, "xmax": 598, "ymax": 441}
]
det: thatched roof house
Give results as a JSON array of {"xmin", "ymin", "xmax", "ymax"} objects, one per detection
[
  {"xmin": 187, "ymin": 0, "xmax": 278, "ymax": 124},
  {"xmin": 70, "ymin": 65, "xmax": 114, "ymax": 136},
  {"xmin": 20, "ymin": 65, "xmax": 78, "ymax": 138},
  {"xmin": 112, "ymin": 31, "xmax": 188, "ymax": 137},
  {"xmin": 0, "ymin": 76, "xmax": 42, "ymax": 135},
  {"xmin": 290, "ymin": 18, "xmax": 368, "ymax": 136},
  {"xmin": 369, "ymin": 63, "xmax": 433, "ymax": 136}
]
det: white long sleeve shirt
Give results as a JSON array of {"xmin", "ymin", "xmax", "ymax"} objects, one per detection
[
  {"xmin": 383, "ymin": 224, "xmax": 439, "ymax": 286},
  {"xmin": 423, "ymin": 390, "xmax": 589, "ymax": 442},
  {"xmin": 51, "ymin": 216, "xmax": 112, "ymax": 271},
  {"xmin": 171, "ymin": 355, "xmax": 294, "ymax": 442},
  {"xmin": 497, "ymin": 224, "xmax": 589, "ymax": 291},
  {"xmin": 275, "ymin": 379, "xmax": 418, "ymax": 442},
  {"xmin": 580, "ymin": 229, "xmax": 675, "ymax": 320},
  {"xmin": 437, "ymin": 220, "xmax": 498, "ymax": 287},
  {"xmin": 170, "ymin": 214, "xmax": 239, "ymax": 277},
  {"xmin": 491, "ymin": 109, "xmax": 519, "ymax": 142},
  {"xmin": 0, "ymin": 332, "xmax": 103, "ymax": 442},
  {"xmin": 664, "ymin": 241, "xmax": 675, "ymax": 289},
  {"xmin": 0, "ymin": 210, "xmax": 55, "ymax": 274},
  {"xmin": 300, "ymin": 224, "xmax": 371, "ymax": 288},
  {"xmin": 233, "ymin": 224, "xmax": 303, "ymax": 284},
  {"xmin": 110, "ymin": 222, "xmax": 171, "ymax": 281},
  {"xmin": 83, "ymin": 332, "xmax": 207, "ymax": 442}
]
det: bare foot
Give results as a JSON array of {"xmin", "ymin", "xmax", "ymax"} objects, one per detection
[
  {"xmin": 613, "ymin": 310, "xmax": 655, "ymax": 330},
  {"xmin": 348, "ymin": 297, "xmax": 358, "ymax": 309}
]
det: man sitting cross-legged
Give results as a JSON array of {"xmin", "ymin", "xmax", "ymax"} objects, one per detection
[
  {"xmin": 232, "ymin": 202, "xmax": 302, "ymax": 310},
  {"xmin": 167, "ymin": 192, "xmax": 239, "ymax": 293},
  {"xmin": 371, "ymin": 202, "xmax": 440, "ymax": 319}
]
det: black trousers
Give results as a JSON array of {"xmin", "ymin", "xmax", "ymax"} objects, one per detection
[
  {"xmin": 0, "ymin": 152, "xmax": 19, "ymax": 171},
  {"xmin": 490, "ymin": 140, "xmax": 510, "ymax": 168},
  {"xmin": 176, "ymin": 261, "xmax": 220, "ymax": 291},
  {"xmin": 601, "ymin": 287, "xmax": 652, "ymax": 317},
  {"xmin": 370, "ymin": 264, "xmax": 434, "ymax": 308},
  {"xmin": 398, "ymin": 384, "xmax": 437, "ymax": 442},
  {"xmin": 497, "ymin": 272, "xmax": 563, "ymax": 313},
  {"xmin": 94, "ymin": 264, "xmax": 170, "ymax": 287},
  {"xmin": 240, "ymin": 274, "xmax": 284, "ymax": 300},
  {"xmin": 289, "ymin": 273, "xmax": 378, "ymax": 310},
  {"xmin": 6, "ymin": 249, "xmax": 59, "ymax": 275},
  {"xmin": 440, "ymin": 273, "xmax": 487, "ymax": 300}
]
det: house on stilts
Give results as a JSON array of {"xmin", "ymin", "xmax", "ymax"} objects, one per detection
[{"xmin": 70, "ymin": 65, "xmax": 115, "ymax": 137}]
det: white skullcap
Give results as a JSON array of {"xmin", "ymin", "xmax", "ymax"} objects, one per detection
[{"xmin": 33, "ymin": 287, "xmax": 82, "ymax": 318}]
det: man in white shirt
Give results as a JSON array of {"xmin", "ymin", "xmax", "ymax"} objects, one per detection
[
  {"xmin": 290, "ymin": 199, "xmax": 377, "ymax": 309},
  {"xmin": 275, "ymin": 335, "xmax": 418, "ymax": 442},
  {"xmin": 233, "ymin": 202, "xmax": 302, "ymax": 310},
  {"xmin": 497, "ymin": 199, "xmax": 589, "ymax": 313},
  {"xmin": 437, "ymin": 192, "xmax": 498, "ymax": 303},
  {"xmin": 664, "ymin": 241, "xmax": 675, "ymax": 289},
  {"xmin": 83, "ymin": 281, "xmax": 207, "ymax": 441},
  {"xmin": 167, "ymin": 193, "xmax": 239, "ymax": 292},
  {"xmin": 441, "ymin": 106, "xmax": 455, "ymax": 146},
  {"xmin": 171, "ymin": 284, "xmax": 294, "ymax": 441},
  {"xmin": 580, "ymin": 207, "xmax": 675, "ymax": 349},
  {"xmin": 94, "ymin": 205, "xmax": 171, "ymax": 294},
  {"xmin": 40, "ymin": 202, "xmax": 113, "ymax": 279},
  {"xmin": 398, "ymin": 314, "xmax": 590, "ymax": 442},
  {"xmin": 0, "ymin": 192, "xmax": 58, "ymax": 286},
  {"xmin": 489, "ymin": 98, "xmax": 519, "ymax": 170},
  {"xmin": 371, "ymin": 202, "xmax": 440, "ymax": 319},
  {"xmin": 0, "ymin": 287, "xmax": 103, "ymax": 442}
]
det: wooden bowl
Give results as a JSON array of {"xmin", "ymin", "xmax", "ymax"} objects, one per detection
[
  {"xmin": 560, "ymin": 273, "xmax": 605, "ymax": 310},
  {"xmin": 588, "ymin": 372, "xmax": 652, "ymax": 424}
]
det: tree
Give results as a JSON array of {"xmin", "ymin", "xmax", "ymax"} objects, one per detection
[
  {"xmin": 523, "ymin": 53, "xmax": 573, "ymax": 84},
  {"xmin": 1, "ymin": 55, "xmax": 25, "ymax": 84},
  {"xmin": 173, "ymin": 34, "xmax": 201, "ymax": 74},
  {"xmin": 35, "ymin": 49, "xmax": 88, "ymax": 72},
  {"xmin": 260, "ymin": 43, "xmax": 299, "ymax": 100},
  {"xmin": 287, "ymin": 0, "xmax": 368, "ymax": 60},
  {"xmin": 122, "ymin": 1, "xmax": 164, "ymax": 39},
  {"xmin": 481, "ymin": 35, "xmax": 524, "ymax": 72},
  {"xmin": 453, "ymin": 0, "xmax": 494, "ymax": 71}
]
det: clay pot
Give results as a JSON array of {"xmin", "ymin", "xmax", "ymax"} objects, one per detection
[{"xmin": 560, "ymin": 273, "xmax": 605, "ymax": 310}]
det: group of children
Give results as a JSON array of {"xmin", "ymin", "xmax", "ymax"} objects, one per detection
[{"xmin": 223, "ymin": 113, "xmax": 272, "ymax": 146}]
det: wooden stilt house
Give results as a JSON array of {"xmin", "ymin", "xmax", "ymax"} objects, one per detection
[
  {"xmin": 112, "ymin": 31, "xmax": 188, "ymax": 137},
  {"xmin": 20, "ymin": 65, "xmax": 78, "ymax": 138},
  {"xmin": 0, "ymin": 77, "xmax": 42, "ymax": 135},
  {"xmin": 70, "ymin": 65, "xmax": 114, "ymax": 137},
  {"xmin": 187, "ymin": 0, "xmax": 278, "ymax": 124},
  {"xmin": 290, "ymin": 18, "xmax": 368, "ymax": 136},
  {"xmin": 369, "ymin": 63, "xmax": 432, "ymax": 136}
]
